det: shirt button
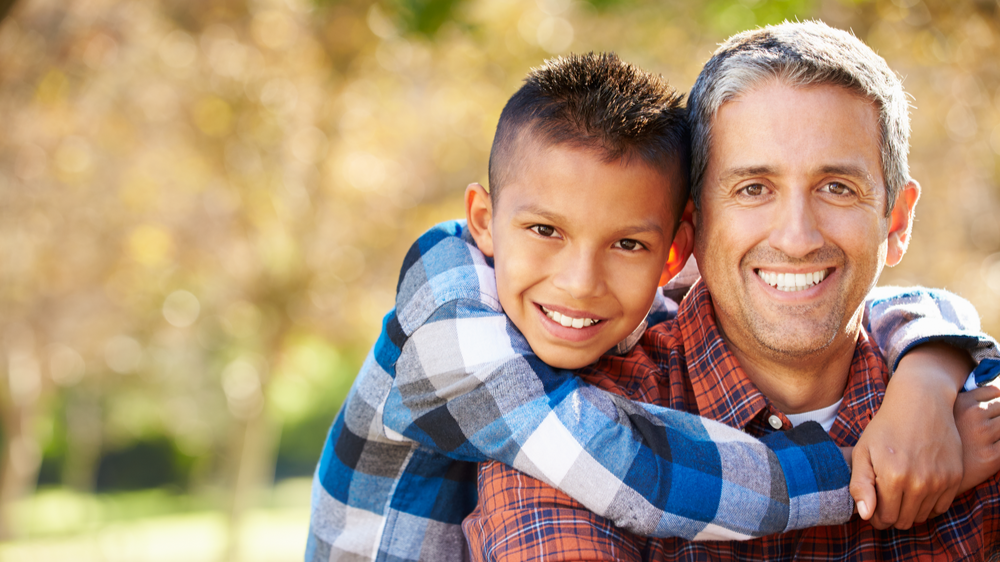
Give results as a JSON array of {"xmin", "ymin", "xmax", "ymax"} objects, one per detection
[{"xmin": 768, "ymin": 415, "xmax": 783, "ymax": 429}]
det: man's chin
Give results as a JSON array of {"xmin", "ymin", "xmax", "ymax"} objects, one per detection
[{"xmin": 749, "ymin": 320, "xmax": 842, "ymax": 358}]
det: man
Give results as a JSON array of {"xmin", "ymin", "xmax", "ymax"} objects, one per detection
[{"xmin": 464, "ymin": 20, "xmax": 1000, "ymax": 560}]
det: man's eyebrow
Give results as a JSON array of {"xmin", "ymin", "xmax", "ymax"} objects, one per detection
[
  {"xmin": 717, "ymin": 165, "xmax": 776, "ymax": 183},
  {"xmin": 818, "ymin": 164, "xmax": 877, "ymax": 184},
  {"xmin": 719, "ymin": 164, "xmax": 877, "ymax": 184}
]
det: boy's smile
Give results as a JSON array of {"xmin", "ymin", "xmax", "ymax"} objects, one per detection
[{"xmin": 467, "ymin": 139, "xmax": 687, "ymax": 370}]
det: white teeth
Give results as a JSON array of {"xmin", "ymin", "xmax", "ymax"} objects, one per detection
[
  {"xmin": 540, "ymin": 306, "xmax": 600, "ymax": 329},
  {"xmin": 756, "ymin": 269, "xmax": 827, "ymax": 292}
]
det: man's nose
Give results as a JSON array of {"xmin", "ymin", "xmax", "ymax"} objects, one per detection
[
  {"xmin": 552, "ymin": 248, "xmax": 606, "ymax": 300},
  {"xmin": 767, "ymin": 191, "xmax": 824, "ymax": 258}
]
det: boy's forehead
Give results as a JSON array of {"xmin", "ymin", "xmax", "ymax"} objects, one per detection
[
  {"xmin": 509, "ymin": 132, "xmax": 685, "ymax": 192},
  {"xmin": 500, "ymin": 140, "xmax": 686, "ymax": 228}
]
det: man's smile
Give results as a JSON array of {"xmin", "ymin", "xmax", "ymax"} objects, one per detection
[{"xmin": 755, "ymin": 268, "xmax": 830, "ymax": 292}]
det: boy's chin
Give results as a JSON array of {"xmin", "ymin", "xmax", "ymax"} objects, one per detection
[{"xmin": 533, "ymin": 347, "xmax": 605, "ymax": 371}]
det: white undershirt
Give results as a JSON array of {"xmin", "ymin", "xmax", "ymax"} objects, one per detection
[
  {"xmin": 782, "ymin": 373, "xmax": 977, "ymax": 434},
  {"xmin": 784, "ymin": 398, "xmax": 844, "ymax": 433}
]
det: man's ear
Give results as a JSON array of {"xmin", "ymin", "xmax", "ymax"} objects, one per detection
[
  {"xmin": 659, "ymin": 218, "xmax": 694, "ymax": 287},
  {"xmin": 465, "ymin": 183, "xmax": 495, "ymax": 257},
  {"xmin": 885, "ymin": 180, "xmax": 920, "ymax": 267}
]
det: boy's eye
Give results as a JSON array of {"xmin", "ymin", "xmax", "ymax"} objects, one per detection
[
  {"xmin": 529, "ymin": 224, "xmax": 557, "ymax": 237},
  {"xmin": 613, "ymin": 239, "xmax": 645, "ymax": 252}
]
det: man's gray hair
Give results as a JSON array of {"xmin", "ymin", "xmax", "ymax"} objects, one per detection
[{"xmin": 687, "ymin": 20, "xmax": 910, "ymax": 215}]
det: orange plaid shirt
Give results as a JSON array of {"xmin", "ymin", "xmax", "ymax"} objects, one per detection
[{"xmin": 463, "ymin": 280, "xmax": 1000, "ymax": 561}]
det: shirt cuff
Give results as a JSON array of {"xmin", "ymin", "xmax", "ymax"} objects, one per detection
[
  {"xmin": 889, "ymin": 333, "xmax": 997, "ymax": 373},
  {"xmin": 973, "ymin": 358, "xmax": 1000, "ymax": 387},
  {"xmin": 759, "ymin": 421, "xmax": 854, "ymax": 532}
]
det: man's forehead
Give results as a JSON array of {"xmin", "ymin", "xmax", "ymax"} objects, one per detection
[
  {"xmin": 710, "ymin": 82, "xmax": 882, "ymax": 158},
  {"xmin": 705, "ymin": 81, "xmax": 887, "ymax": 195},
  {"xmin": 713, "ymin": 79, "xmax": 879, "ymax": 122}
]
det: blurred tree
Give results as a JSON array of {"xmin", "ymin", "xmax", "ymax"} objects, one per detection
[
  {"xmin": 0, "ymin": 0, "xmax": 998, "ymax": 552},
  {"xmin": 0, "ymin": 0, "xmax": 16, "ymax": 25}
]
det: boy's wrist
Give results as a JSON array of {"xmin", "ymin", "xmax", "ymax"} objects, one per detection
[{"xmin": 894, "ymin": 342, "xmax": 974, "ymax": 400}]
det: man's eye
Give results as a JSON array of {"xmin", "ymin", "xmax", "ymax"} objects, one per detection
[
  {"xmin": 739, "ymin": 184, "xmax": 766, "ymax": 197},
  {"xmin": 821, "ymin": 182, "xmax": 854, "ymax": 196},
  {"xmin": 613, "ymin": 239, "xmax": 645, "ymax": 252},
  {"xmin": 530, "ymin": 225, "xmax": 557, "ymax": 237}
]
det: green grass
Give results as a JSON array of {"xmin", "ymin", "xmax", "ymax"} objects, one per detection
[{"xmin": 0, "ymin": 479, "xmax": 312, "ymax": 562}]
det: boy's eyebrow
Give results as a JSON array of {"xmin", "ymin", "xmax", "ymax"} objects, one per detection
[{"xmin": 513, "ymin": 204, "xmax": 664, "ymax": 236}]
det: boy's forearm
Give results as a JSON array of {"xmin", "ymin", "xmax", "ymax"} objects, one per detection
[
  {"xmin": 894, "ymin": 342, "xmax": 974, "ymax": 396},
  {"xmin": 384, "ymin": 307, "xmax": 853, "ymax": 538}
]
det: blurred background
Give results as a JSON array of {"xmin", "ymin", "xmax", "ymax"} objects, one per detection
[{"xmin": 0, "ymin": 0, "xmax": 998, "ymax": 560}]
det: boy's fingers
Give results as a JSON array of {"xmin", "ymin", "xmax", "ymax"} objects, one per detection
[
  {"xmin": 967, "ymin": 384, "xmax": 1000, "ymax": 406},
  {"xmin": 849, "ymin": 447, "xmax": 877, "ymax": 521},
  {"xmin": 892, "ymin": 492, "xmax": 921, "ymax": 530},
  {"xmin": 871, "ymin": 481, "xmax": 902, "ymax": 529},
  {"xmin": 911, "ymin": 487, "xmax": 947, "ymax": 527},
  {"xmin": 902, "ymin": 468, "xmax": 960, "ymax": 527},
  {"xmin": 980, "ymin": 397, "xmax": 1000, "ymax": 421},
  {"xmin": 931, "ymin": 486, "xmax": 958, "ymax": 518}
]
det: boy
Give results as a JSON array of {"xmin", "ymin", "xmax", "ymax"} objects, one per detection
[{"xmin": 307, "ymin": 53, "xmax": 999, "ymax": 561}]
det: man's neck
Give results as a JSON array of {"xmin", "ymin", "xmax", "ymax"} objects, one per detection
[{"xmin": 719, "ymin": 324, "xmax": 861, "ymax": 415}]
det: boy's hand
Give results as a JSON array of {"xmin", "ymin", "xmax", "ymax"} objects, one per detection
[
  {"xmin": 850, "ymin": 343, "xmax": 970, "ymax": 529},
  {"xmin": 954, "ymin": 382, "xmax": 1000, "ymax": 493}
]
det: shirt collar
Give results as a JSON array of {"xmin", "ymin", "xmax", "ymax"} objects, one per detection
[{"xmin": 677, "ymin": 280, "xmax": 888, "ymax": 443}]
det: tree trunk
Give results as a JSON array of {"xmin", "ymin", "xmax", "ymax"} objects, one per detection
[
  {"xmin": 0, "ymin": 333, "xmax": 43, "ymax": 540},
  {"xmin": 62, "ymin": 388, "xmax": 103, "ymax": 492},
  {"xmin": 224, "ymin": 408, "xmax": 278, "ymax": 562}
]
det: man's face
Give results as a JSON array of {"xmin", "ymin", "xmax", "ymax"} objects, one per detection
[
  {"xmin": 694, "ymin": 81, "xmax": 911, "ymax": 361},
  {"xmin": 474, "ymin": 141, "xmax": 681, "ymax": 370}
]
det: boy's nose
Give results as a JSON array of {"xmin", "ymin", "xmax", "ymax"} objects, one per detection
[{"xmin": 551, "ymin": 249, "xmax": 607, "ymax": 300}]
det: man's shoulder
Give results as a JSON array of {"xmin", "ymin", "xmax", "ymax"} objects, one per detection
[
  {"xmin": 640, "ymin": 317, "xmax": 683, "ymax": 354},
  {"xmin": 395, "ymin": 220, "xmax": 502, "ymax": 336}
]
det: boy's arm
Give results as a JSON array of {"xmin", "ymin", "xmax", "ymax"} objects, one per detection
[
  {"xmin": 386, "ymin": 299, "xmax": 850, "ymax": 539},
  {"xmin": 381, "ymin": 221, "xmax": 852, "ymax": 540},
  {"xmin": 853, "ymin": 287, "xmax": 1000, "ymax": 529}
]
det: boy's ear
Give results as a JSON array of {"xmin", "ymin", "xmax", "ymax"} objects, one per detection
[
  {"xmin": 680, "ymin": 197, "xmax": 695, "ymax": 226},
  {"xmin": 465, "ymin": 183, "xmax": 495, "ymax": 257},
  {"xmin": 885, "ymin": 180, "xmax": 920, "ymax": 267},
  {"xmin": 659, "ymin": 218, "xmax": 694, "ymax": 287}
]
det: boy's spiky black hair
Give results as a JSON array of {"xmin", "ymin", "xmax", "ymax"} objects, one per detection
[{"xmin": 488, "ymin": 52, "xmax": 689, "ymax": 209}]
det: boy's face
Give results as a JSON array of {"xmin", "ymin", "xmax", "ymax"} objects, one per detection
[{"xmin": 468, "ymin": 140, "xmax": 685, "ymax": 370}]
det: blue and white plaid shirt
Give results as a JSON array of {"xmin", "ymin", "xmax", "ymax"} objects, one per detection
[{"xmin": 306, "ymin": 220, "xmax": 1000, "ymax": 562}]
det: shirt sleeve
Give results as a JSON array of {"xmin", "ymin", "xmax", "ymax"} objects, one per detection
[{"xmin": 864, "ymin": 286, "xmax": 1000, "ymax": 384}]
